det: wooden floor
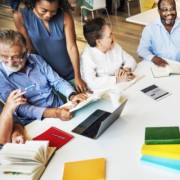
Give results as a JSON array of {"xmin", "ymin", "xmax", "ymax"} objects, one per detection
[{"xmin": 0, "ymin": 1, "xmax": 143, "ymax": 62}]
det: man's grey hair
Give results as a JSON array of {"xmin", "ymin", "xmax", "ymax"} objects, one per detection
[{"xmin": 0, "ymin": 30, "xmax": 27, "ymax": 52}]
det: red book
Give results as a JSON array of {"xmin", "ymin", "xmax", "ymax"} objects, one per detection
[{"xmin": 33, "ymin": 126, "xmax": 74, "ymax": 149}]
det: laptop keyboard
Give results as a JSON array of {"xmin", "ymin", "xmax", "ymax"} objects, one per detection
[{"xmin": 81, "ymin": 112, "xmax": 110, "ymax": 138}]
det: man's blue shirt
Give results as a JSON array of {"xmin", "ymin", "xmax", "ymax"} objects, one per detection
[
  {"xmin": 0, "ymin": 54, "xmax": 75, "ymax": 125},
  {"xmin": 137, "ymin": 17, "xmax": 180, "ymax": 62}
]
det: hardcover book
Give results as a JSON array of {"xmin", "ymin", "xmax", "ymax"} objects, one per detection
[
  {"xmin": 141, "ymin": 144, "xmax": 180, "ymax": 160},
  {"xmin": 145, "ymin": 126, "xmax": 180, "ymax": 144},
  {"xmin": 33, "ymin": 126, "xmax": 74, "ymax": 149},
  {"xmin": 62, "ymin": 158, "xmax": 106, "ymax": 180},
  {"xmin": 141, "ymin": 155, "xmax": 180, "ymax": 172}
]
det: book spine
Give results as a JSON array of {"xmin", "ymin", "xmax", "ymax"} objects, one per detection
[
  {"xmin": 141, "ymin": 148, "xmax": 180, "ymax": 160},
  {"xmin": 141, "ymin": 155, "xmax": 180, "ymax": 172},
  {"xmin": 145, "ymin": 139, "xmax": 180, "ymax": 145}
]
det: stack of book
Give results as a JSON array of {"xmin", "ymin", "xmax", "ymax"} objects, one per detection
[{"xmin": 140, "ymin": 126, "xmax": 180, "ymax": 172}]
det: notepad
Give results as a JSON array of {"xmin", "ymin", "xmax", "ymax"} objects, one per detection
[
  {"xmin": 62, "ymin": 158, "xmax": 106, "ymax": 180},
  {"xmin": 33, "ymin": 127, "xmax": 74, "ymax": 149}
]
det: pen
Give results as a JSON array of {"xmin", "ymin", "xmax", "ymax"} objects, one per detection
[
  {"xmin": 51, "ymin": 133, "xmax": 67, "ymax": 139},
  {"xmin": 21, "ymin": 84, "xmax": 35, "ymax": 92}
]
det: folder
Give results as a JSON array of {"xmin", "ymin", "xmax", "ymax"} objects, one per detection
[
  {"xmin": 33, "ymin": 126, "xmax": 74, "ymax": 149},
  {"xmin": 62, "ymin": 158, "xmax": 106, "ymax": 180}
]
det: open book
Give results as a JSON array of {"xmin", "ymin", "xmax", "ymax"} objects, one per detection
[
  {"xmin": 0, "ymin": 141, "xmax": 56, "ymax": 180},
  {"xmin": 151, "ymin": 63, "xmax": 180, "ymax": 78},
  {"xmin": 62, "ymin": 89, "xmax": 110, "ymax": 112}
]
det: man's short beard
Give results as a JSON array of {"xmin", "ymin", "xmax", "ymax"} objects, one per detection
[{"xmin": 5, "ymin": 59, "xmax": 26, "ymax": 73}]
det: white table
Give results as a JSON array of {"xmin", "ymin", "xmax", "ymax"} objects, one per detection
[
  {"xmin": 126, "ymin": 8, "xmax": 158, "ymax": 26},
  {"xmin": 26, "ymin": 61, "xmax": 180, "ymax": 180},
  {"xmin": 126, "ymin": 5, "xmax": 180, "ymax": 26}
]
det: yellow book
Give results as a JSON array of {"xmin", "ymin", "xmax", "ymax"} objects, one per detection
[
  {"xmin": 141, "ymin": 144, "xmax": 180, "ymax": 160},
  {"xmin": 62, "ymin": 158, "xmax": 106, "ymax": 180}
]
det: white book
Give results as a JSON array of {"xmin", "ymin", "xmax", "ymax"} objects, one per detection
[
  {"xmin": 151, "ymin": 63, "xmax": 180, "ymax": 78},
  {"xmin": 0, "ymin": 141, "xmax": 56, "ymax": 180},
  {"xmin": 62, "ymin": 89, "xmax": 110, "ymax": 112}
]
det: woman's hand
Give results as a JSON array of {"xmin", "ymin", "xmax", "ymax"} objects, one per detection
[
  {"xmin": 75, "ymin": 78, "xmax": 90, "ymax": 93},
  {"xmin": 115, "ymin": 68, "xmax": 135, "ymax": 83}
]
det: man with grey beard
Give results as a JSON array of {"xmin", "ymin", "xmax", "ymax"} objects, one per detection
[
  {"xmin": 0, "ymin": 30, "xmax": 87, "ymax": 125},
  {"xmin": 137, "ymin": 0, "xmax": 180, "ymax": 67}
]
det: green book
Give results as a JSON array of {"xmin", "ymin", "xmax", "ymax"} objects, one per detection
[{"xmin": 145, "ymin": 126, "xmax": 180, "ymax": 144}]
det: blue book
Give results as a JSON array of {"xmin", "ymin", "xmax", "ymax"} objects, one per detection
[{"xmin": 140, "ymin": 155, "xmax": 180, "ymax": 173}]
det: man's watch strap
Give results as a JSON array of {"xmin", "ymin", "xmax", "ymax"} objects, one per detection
[{"xmin": 68, "ymin": 92, "xmax": 77, "ymax": 101}]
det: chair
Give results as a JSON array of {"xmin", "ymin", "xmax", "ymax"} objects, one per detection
[
  {"xmin": 113, "ymin": 0, "xmax": 136, "ymax": 17},
  {"xmin": 81, "ymin": 0, "xmax": 111, "ymax": 24}
]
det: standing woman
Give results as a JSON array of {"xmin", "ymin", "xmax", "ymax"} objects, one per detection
[{"xmin": 13, "ymin": 0, "xmax": 88, "ymax": 92}]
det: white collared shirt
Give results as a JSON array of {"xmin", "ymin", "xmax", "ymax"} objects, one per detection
[{"xmin": 80, "ymin": 43, "xmax": 137, "ymax": 91}]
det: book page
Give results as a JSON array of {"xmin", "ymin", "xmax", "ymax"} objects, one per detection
[
  {"xmin": 168, "ymin": 63, "xmax": 180, "ymax": 74},
  {"xmin": 0, "ymin": 165, "xmax": 45, "ymax": 180},
  {"xmin": 0, "ymin": 141, "xmax": 49, "ymax": 164},
  {"xmin": 0, "ymin": 163, "xmax": 43, "ymax": 174},
  {"xmin": 61, "ymin": 89, "xmax": 110, "ymax": 112},
  {"xmin": 151, "ymin": 65, "xmax": 169, "ymax": 78},
  {"xmin": 25, "ymin": 141, "xmax": 49, "ymax": 164}
]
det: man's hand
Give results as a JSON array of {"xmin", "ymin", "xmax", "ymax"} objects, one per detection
[
  {"xmin": 5, "ymin": 89, "xmax": 27, "ymax": 113},
  {"xmin": 152, "ymin": 56, "xmax": 168, "ymax": 67},
  {"xmin": 55, "ymin": 106, "xmax": 73, "ymax": 121},
  {"xmin": 70, "ymin": 93, "xmax": 88, "ymax": 105}
]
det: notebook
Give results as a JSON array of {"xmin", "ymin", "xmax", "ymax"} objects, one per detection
[
  {"xmin": 72, "ymin": 99, "xmax": 127, "ymax": 139},
  {"xmin": 33, "ymin": 126, "xmax": 74, "ymax": 149}
]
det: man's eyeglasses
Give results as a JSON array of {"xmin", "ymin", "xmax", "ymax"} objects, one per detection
[
  {"xmin": 159, "ymin": 8, "xmax": 176, "ymax": 14},
  {"xmin": 0, "ymin": 52, "xmax": 27, "ymax": 62}
]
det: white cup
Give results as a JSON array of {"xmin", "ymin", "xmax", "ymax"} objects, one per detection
[{"xmin": 108, "ymin": 89, "xmax": 122, "ymax": 108}]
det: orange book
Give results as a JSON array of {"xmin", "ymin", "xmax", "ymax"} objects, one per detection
[
  {"xmin": 62, "ymin": 158, "xmax": 106, "ymax": 180},
  {"xmin": 33, "ymin": 126, "xmax": 74, "ymax": 149}
]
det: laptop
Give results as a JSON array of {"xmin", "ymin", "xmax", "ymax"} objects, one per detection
[{"xmin": 72, "ymin": 99, "xmax": 128, "ymax": 139}]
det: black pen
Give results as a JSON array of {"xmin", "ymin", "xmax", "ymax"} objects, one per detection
[{"xmin": 51, "ymin": 133, "xmax": 67, "ymax": 139}]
